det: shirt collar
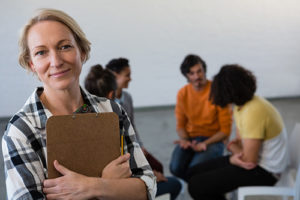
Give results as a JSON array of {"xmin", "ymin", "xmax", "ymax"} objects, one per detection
[{"xmin": 25, "ymin": 87, "xmax": 99, "ymax": 129}]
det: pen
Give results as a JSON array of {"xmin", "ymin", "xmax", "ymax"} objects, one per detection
[
  {"xmin": 120, "ymin": 120, "xmax": 124, "ymax": 155},
  {"xmin": 121, "ymin": 134, "xmax": 124, "ymax": 155}
]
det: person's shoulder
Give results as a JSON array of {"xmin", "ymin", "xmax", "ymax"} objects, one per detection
[
  {"xmin": 246, "ymin": 96, "xmax": 265, "ymax": 109},
  {"xmin": 84, "ymin": 89, "xmax": 122, "ymax": 112},
  {"xmin": 122, "ymin": 91, "xmax": 133, "ymax": 101},
  {"xmin": 83, "ymin": 88, "xmax": 110, "ymax": 104},
  {"xmin": 250, "ymin": 96, "xmax": 278, "ymax": 114},
  {"xmin": 206, "ymin": 80, "xmax": 212, "ymax": 86},
  {"xmin": 242, "ymin": 95, "xmax": 271, "ymax": 117},
  {"xmin": 178, "ymin": 83, "xmax": 191, "ymax": 94},
  {"xmin": 122, "ymin": 90, "xmax": 131, "ymax": 97}
]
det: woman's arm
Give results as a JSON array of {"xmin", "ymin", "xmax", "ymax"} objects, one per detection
[
  {"xmin": 227, "ymin": 128, "xmax": 242, "ymax": 154},
  {"xmin": 241, "ymin": 138, "xmax": 262, "ymax": 163},
  {"xmin": 43, "ymin": 157, "xmax": 148, "ymax": 200},
  {"xmin": 2, "ymin": 117, "xmax": 46, "ymax": 200},
  {"xmin": 229, "ymin": 138, "xmax": 262, "ymax": 169}
]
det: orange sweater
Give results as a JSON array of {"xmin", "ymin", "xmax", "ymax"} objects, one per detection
[{"xmin": 175, "ymin": 81, "xmax": 232, "ymax": 138}]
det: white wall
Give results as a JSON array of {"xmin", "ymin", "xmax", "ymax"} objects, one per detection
[{"xmin": 1, "ymin": 0, "xmax": 300, "ymax": 117}]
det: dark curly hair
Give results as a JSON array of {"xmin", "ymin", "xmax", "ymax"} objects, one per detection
[
  {"xmin": 180, "ymin": 54, "xmax": 207, "ymax": 77},
  {"xmin": 105, "ymin": 58, "xmax": 129, "ymax": 74},
  {"xmin": 210, "ymin": 64, "xmax": 257, "ymax": 107},
  {"xmin": 84, "ymin": 64, "xmax": 117, "ymax": 98}
]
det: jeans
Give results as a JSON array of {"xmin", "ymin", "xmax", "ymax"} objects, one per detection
[
  {"xmin": 169, "ymin": 136, "xmax": 224, "ymax": 179},
  {"xmin": 156, "ymin": 176, "xmax": 182, "ymax": 200}
]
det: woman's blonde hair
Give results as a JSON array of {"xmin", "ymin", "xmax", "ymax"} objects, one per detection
[{"xmin": 19, "ymin": 8, "xmax": 91, "ymax": 70}]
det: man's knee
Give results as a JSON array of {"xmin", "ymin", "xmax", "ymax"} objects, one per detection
[{"xmin": 169, "ymin": 162, "xmax": 182, "ymax": 177}]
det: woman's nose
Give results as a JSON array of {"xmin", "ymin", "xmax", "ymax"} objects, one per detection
[{"xmin": 49, "ymin": 51, "xmax": 63, "ymax": 68}]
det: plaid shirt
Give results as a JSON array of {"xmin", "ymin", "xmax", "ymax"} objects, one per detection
[{"xmin": 2, "ymin": 87, "xmax": 156, "ymax": 200}]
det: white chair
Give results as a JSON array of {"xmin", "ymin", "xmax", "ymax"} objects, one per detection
[
  {"xmin": 155, "ymin": 193, "xmax": 171, "ymax": 200},
  {"xmin": 237, "ymin": 123, "xmax": 300, "ymax": 200}
]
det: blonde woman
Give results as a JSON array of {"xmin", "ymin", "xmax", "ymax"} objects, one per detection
[{"xmin": 2, "ymin": 9, "xmax": 156, "ymax": 200}]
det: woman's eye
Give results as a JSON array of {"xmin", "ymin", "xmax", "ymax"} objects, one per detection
[
  {"xmin": 35, "ymin": 51, "xmax": 45, "ymax": 56},
  {"xmin": 60, "ymin": 45, "xmax": 72, "ymax": 50}
]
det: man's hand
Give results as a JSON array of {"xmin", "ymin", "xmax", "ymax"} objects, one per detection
[
  {"xmin": 102, "ymin": 153, "xmax": 132, "ymax": 179},
  {"xmin": 190, "ymin": 140, "xmax": 207, "ymax": 152},
  {"xmin": 174, "ymin": 139, "xmax": 191, "ymax": 149},
  {"xmin": 43, "ymin": 160, "xmax": 95, "ymax": 200},
  {"xmin": 153, "ymin": 170, "xmax": 167, "ymax": 182},
  {"xmin": 229, "ymin": 153, "xmax": 256, "ymax": 170}
]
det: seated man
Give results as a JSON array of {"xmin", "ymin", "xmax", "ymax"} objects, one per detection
[{"xmin": 170, "ymin": 54, "xmax": 232, "ymax": 179}]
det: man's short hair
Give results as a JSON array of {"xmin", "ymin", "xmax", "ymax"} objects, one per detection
[
  {"xmin": 106, "ymin": 58, "xmax": 129, "ymax": 74},
  {"xmin": 180, "ymin": 54, "xmax": 207, "ymax": 77},
  {"xmin": 210, "ymin": 64, "xmax": 257, "ymax": 107}
]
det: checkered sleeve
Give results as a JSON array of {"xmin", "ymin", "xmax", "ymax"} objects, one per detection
[
  {"xmin": 2, "ymin": 119, "xmax": 46, "ymax": 200},
  {"xmin": 110, "ymin": 101, "xmax": 157, "ymax": 200}
]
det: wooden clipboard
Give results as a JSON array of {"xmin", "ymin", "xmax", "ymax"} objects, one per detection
[{"xmin": 46, "ymin": 112, "xmax": 121, "ymax": 179}]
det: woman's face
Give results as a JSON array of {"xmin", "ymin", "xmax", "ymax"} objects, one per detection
[
  {"xmin": 115, "ymin": 66, "xmax": 131, "ymax": 89},
  {"xmin": 27, "ymin": 20, "xmax": 84, "ymax": 92}
]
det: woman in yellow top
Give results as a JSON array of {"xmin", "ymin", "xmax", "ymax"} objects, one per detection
[{"xmin": 186, "ymin": 64, "xmax": 288, "ymax": 200}]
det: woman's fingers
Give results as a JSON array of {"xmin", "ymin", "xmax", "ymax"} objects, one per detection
[
  {"xmin": 54, "ymin": 160, "xmax": 71, "ymax": 176},
  {"xmin": 114, "ymin": 153, "xmax": 130, "ymax": 165},
  {"xmin": 43, "ymin": 178, "xmax": 57, "ymax": 188},
  {"xmin": 43, "ymin": 185, "xmax": 58, "ymax": 194}
]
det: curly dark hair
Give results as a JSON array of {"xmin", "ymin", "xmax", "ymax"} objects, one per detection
[
  {"xmin": 180, "ymin": 54, "xmax": 207, "ymax": 77},
  {"xmin": 84, "ymin": 64, "xmax": 117, "ymax": 98},
  {"xmin": 105, "ymin": 58, "xmax": 129, "ymax": 74},
  {"xmin": 210, "ymin": 64, "xmax": 257, "ymax": 107}
]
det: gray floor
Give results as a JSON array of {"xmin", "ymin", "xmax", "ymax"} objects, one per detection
[{"xmin": 0, "ymin": 97, "xmax": 299, "ymax": 200}]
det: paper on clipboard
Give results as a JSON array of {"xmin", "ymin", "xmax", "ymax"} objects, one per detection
[{"xmin": 46, "ymin": 112, "xmax": 121, "ymax": 179}]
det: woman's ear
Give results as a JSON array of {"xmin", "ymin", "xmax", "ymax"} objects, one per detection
[
  {"xmin": 29, "ymin": 61, "xmax": 36, "ymax": 72},
  {"xmin": 81, "ymin": 52, "xmax": 86, "ymax": 63},
  {"xmin": 107, "ymin": 90, "xmax": 115, "ymax": 100}
]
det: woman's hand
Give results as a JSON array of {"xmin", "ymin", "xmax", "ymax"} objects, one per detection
[
  {"xmin": 43, "ymin": 160, "xmax": 95, "ymax": 200},
  {"xmin": 153, "ymin": 170, "xmax": 167, "ymax": 182},
  {"xmin": 190, "ymin": 140, "xmax": 207, "ymax": 152},
  {"xmin": 229, "ymin": 153, "xmax": 256, "ymax": 170},
  {"xmin": 227, "ymin": 138, "xmax": 242, "ymax": 154},
  {"xmin": 102, "ymin": 153, "xmax": 132, "ymax": 179}
]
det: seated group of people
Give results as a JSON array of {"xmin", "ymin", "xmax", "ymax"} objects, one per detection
[
  {"xmin": 84, "ymin": 55, "xmax": 289, "ymax": 200},
  {"xmin": 2, "ymin": 8, "xmax": 288, "ymax": 200},
  {"xmin": 169, "ymin": 55, "xmax": 288, "ymax": 200}
]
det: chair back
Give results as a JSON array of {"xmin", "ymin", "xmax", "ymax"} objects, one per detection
[
  {"xmin": 294, "ymin": 165, "xmax": 300, "ymax": 200},
  {"xmin": 289, "ymin": 123, "xmax": 300, "ymax": 200},
  {"xmin": 289, "ymin": 123, "xmax": 300, "ymax": 169}
]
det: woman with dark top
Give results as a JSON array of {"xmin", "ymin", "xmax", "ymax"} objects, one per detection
[{"xmin": 84, "ymin": 58, "xmax": 182, "ymax": 199}]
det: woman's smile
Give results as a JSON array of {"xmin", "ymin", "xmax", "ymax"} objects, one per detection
[{"xmin": 50, "ymin": 68, "xmax": 71, "ymax": 78}]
